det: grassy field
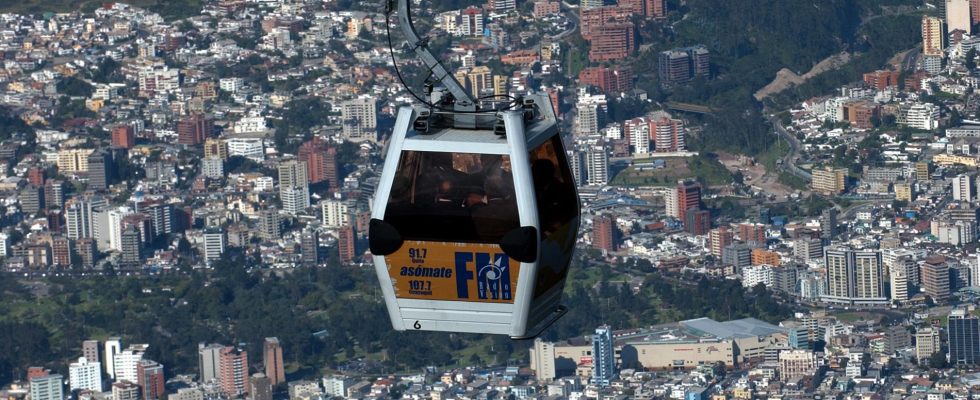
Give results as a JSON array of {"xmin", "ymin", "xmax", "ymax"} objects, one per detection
[
  {"xmin": 610, "ymin": 155, "xmax": 733, "ymax": 187},
  {"xmin": 778, "ymin": 172, "xmax": 809, "ymax": 190},
  {"xmin": 0, "ymin": 0, "xmax": 201, "ymax": 20}
]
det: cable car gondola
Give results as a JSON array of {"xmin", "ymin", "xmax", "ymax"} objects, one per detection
[{"xmin": 368, "ymin": 0, "xmax": 581, "ymax": 339}]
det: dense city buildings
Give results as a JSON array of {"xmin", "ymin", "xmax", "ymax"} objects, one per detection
[{"xmin": 6, "ymin": 0, "xmax": 980, "ymax": 399}]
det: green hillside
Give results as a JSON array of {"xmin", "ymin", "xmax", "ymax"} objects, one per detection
[
  {"xmin": 631, "ymin": 0, "xmax": 923, "ymax": 156},
  {"xmin": 0, "ymin": 0, "xmax": 201, "ymax": 20}
]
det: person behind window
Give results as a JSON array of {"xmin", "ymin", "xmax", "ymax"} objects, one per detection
[{"xmin": 531, "ymin": 158, "xmax": 575, "ymax": 236}]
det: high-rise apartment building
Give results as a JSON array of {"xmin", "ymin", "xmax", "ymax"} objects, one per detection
[
  {"xmin": 823, "ymin": 248, "xmax": 887, "ymax": 305},
  {"xmin": 76, "ymin": 238, "xmax": 98, "ymax": 268},
  {"xmin": 204, "ymin": 138, "xmax": 228, "ymax": 160},
  {"xmin": 972, "ymin": 0, "xmax": 980, "ymax": 30},
  {"xmin": 778, "ymin": 350, "xmax": 818, "ymax": 380},
  {"xmin": 890, "ymin": 263, "xmax": 909, "ymax": 302},
  {"xmin": 219, "ymin": 347, "xmax": 249, "ymax": 398},
  {"xmin": 201, "ymin": 157, "xmax": 224, "ymax": 179},
  {"xmin": 87, "ymin": 149, "xmax": 111, "ymax": 191},
  {"xmin": 341, "ymin": 97, "xmax": 377, "ymax": 142},
  {"xmin": 51, "ymin": 236, "xmax": 72, "ymax": 268},
  {"xmin": 738, "ymin": 223, "xmax": 767, "ymax": 245},
  {"xmin": 144, "ymin": 202, "xmax": 174, "ymax": 238},
  {"xmin": 258, "ymin": 208, "xmax": 281, "ymax": 241},
  {"xmin": 298, "ymin": 137, "xmax": 339, "ymax": 189},
  {"xmin": 914, "ymin": 327, "xmax": 941, "ymax": 363},
  {"xmin": 676, "ymin": 181, "xmax": 701, "ymax": 221},
  {"xmin": 685, "ymin": 209, "xmax": 711, "ymax": 236},
  {"xmin": 83, "ymin": 340, "xmax": 100, "ymax": 367},
  {"xmin": 623, "ymin": 117, "xmax": 650, "ymax": 154},
  {"xmin": 488, "ymin": 0, "xmax": 515, "ymax": 11},
  {"xmin": 658, "ymin": 45, "xmax": 710, "ymax": 86},
  {"xmin": 57, "ymin": 148, "xmax": 95, "ymax": 173},
  {"xmin": 949, "ymin": 308, "xmax": 980, "ymax": 365},
  {"xmin": 69, "ymin": 357, "xmax": 102, "ymax": 392},
  {"xmin": 921, "ymin": 257, "xmax": 951, "ymax": 302},
  {"xmin": 137, "ymin": 360, "xmax": 165, "ymax": 400},
  {"xmin": 578, "ymin": 67, "xmax": 634, "ymax": 94},
  {"xmin": 591, "ymin": 326, "xmax": 615, "ymax": 387},
  {"xmin": 203, "ymin": 229, "xmax": 226, "ymax": 261},
  {"xmin": 954, "ymin": 174, "xmax": 975, "ymax": 201},
  {"xmin": 105, "ymin": 338, "xmax": 122, "ymax": 379},
  {"xmin": 708, "ymin": 227, "xmax": 733, "ymax": 257},
  {"xmin": 27, "ymin": 166, "xmax": 45, "ymax": 186},
  {"xmin": 812, "ymin": 168, "xmax": 846, "ymax": 195},
  {"xmin": 648, "ymin": 0, "xmax": 666, "ymax": 18},
  {"xmin": 112, "ymin": 381, "xmax": 140, "ymax": 400},
  {"xmin": 20, "ymin": 185, "xmax": 44, "ymax": 215},
  {"xmin": 299, "ymin": 230, "xmax": 320, "ymax": 266},
  {"xmin": 337, "ymin": 224, "xmax": 357, "ymax": 264},
  {"xmin": 321, "ymin": 200, "xmax": 350, "ymax": 228},
  {"xmin": 263, "ymin": 338, "xmax": 285, "ymax": 386},
  {"xmin": 66, "ymin": 195, "xmax": 108, "ymax": 240},
  {"xmin": 119, "ymin": 225, "xmax": 143, "ymax": 268},
  {"xmin": 30, "ymin": 374, "xmax": 64, "ymax": 400},
  {"xmin": 651, "ymin": 117, "xmax": 685, "ymax": 152},
  {"xmin": 113, "ymin": 344, "xmax": 148, "ymax": 384},
  {"xmin": 530, "ymin": 339, "xmax": 557, "ymax": 382},
  {"xmin": 177, "ymin": 114, "xmax": 212, "ymax": 146},
  {"xmin": 948, "ymin": 0, "xmax": 971, "ymax": 33},
  {"xmin": 278, "ymin": 160, "xmax": 310, "ymax": 215},
  {"xmin": 111, "ymin": 125, "xmax": 136, "ymax": 149},
  {"xmin": 45, "ymin": 180, "xmax": 65, "ymax": 209},
  {"xmin": 198, "ymin": 343, "xmax": 223, "ymax": 384},
  {"xmin": 576, "ymin": 103, "xmax": 601, "ymax": 136},
  {"xmin": 820, "ymin": 208, "xmax": 838, "ymax": 239},
  {"xmin": 593, "ymin": 214, "xmax": 616, "ymax": 252},
  {"xmin": 585, "ymin": 144, "xmax": 609, "ymax": 186},
  {"xmin": 588, "ymin": 24, "xmax": 635, "ymax": 62},
  {"xmin": 250, "ymin": 374, "xmax": 273, "ymax": 400},
  {"xmin": 916, "ymin": 161, "xmax": 931, "ymax": 181},
  {"xmin": 722, "ymin": 243, "xmax": 752, "ymax": 269}
]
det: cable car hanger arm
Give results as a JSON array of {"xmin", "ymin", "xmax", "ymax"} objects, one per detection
[{"xmin": 388, "ymin": 0, "xmax": 476, "ymax": 111}]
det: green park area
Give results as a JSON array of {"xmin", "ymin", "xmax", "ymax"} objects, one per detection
[{"xmin": 610, "ymin": 154, "xmax": 733, "ymax": 187}]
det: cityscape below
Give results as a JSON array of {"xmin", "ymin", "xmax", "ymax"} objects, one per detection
[{"xmin": 5, "ymin": 0, "xmax": 980, "ymax": 399}]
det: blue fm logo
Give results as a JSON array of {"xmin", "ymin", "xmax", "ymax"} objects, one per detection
[{"xmin": 454, "ymin": 252, "xmax": 512, "ymax": 300}]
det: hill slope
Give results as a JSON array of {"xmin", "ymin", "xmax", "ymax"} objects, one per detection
[{"xmin": 0, "ymin": 0, "xmax": 201, "ymax": 20}]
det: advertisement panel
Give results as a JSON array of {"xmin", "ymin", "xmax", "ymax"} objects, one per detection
[{"xmin": 385, "ymin": 241, "xmax": 521, "ymax": 303}]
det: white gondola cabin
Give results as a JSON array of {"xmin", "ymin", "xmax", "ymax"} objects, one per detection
[{"xmin": 369, "ymin": 95, "xmax": 580, "ymax": 339}]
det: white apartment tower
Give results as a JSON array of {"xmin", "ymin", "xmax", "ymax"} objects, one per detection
[
  {"xmin": 278, "ymin": 160, "xmax": 310, "ymax": 215},
  {"xmin": 104, "ymin": 338, "xmax": 122, "ymax": 380},
  {"xmin": 341, "ymin": 97, "xmax": 377, "ymax": 142},
  {"xmin": 947, "ymin": 0, "xmax": 971, "ymax": 34},
  {"xmin": 321, "ymin": 200, "xmax": 350, "ymax": 228},
  {"xmin": 954, "ymin": 174, "xmax": 974, "ymax": 202},
  {"xmin": 585, "ymin": 144, "xmax": 608, "ymax": 186},
  {"xmin": 69, "ymin": 357, "xmax": 103, "ymax": 392}
]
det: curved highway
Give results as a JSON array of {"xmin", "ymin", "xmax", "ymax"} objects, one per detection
[{"xmin": 769, "ymin": 116, "xmax": 812, "ymax": 180}]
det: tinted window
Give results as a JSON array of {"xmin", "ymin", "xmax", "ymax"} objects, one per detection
[
  {"xmin": 529, "ymin": 136, "xmax": 580, "ymax": 298},
  {"xmin": 384, "ymin": 151, "xmax": 520, "ymax": 243},
  {"xmin": 529, "ymin": 136, "xmax": 579, "ymax": 236}
]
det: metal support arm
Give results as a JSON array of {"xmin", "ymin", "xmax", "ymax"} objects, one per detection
[{"xmin": 392, "ymin": 0, "xmax": 476, "ymax": 111}]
